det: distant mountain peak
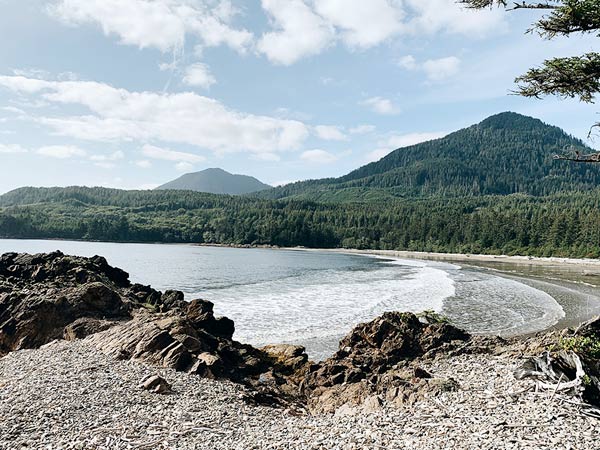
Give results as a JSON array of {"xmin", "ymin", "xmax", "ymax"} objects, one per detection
[
  {"xmin": 477, "ymin": 111, "xmax": 547, "ymax": 129},
  {"xmin": 156, "ymin": 168, "xmax": 271, "ymax": 195}
]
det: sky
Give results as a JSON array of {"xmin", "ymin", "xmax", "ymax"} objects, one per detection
[{"xmin": 0, "ymin": 0, "xmax": 598, "ymax": 194}]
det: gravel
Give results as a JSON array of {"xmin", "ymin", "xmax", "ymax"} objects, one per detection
[{"xmin": 0, "ymin": 340, "xmax": 598, "ymax": 450}]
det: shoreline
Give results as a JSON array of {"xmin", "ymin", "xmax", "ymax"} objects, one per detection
[
  {"xmin": 2, "ymin": 238, "xmax": 600, "ymax": 341},
  {"xmin": 339, "ymin": 249, "xmax": 600, "ymax": 334},
  {"xmin": 325, "ymin": 248, "xmax": 600, "ymax": 271},
  {"xmin": 3, "ymin": 237, "xmax": 600, "ymax": 269}
]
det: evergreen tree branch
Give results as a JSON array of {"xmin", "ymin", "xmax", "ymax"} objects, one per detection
[
  {"xmin": 515, "ymin": 53, "xmax": 600, "ymax": 102},
  {"xmin": 459, "ymin": 1, "xmax": 558, "ymax": 9},
  {"xmin": 534, "ymin": 0, "xmax": 600, "ymax": 38}
]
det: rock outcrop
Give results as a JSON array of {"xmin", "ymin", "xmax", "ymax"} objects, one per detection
[
  {"xmin": 0, "ymin": 252, "xmax": 309, "ymax": 404},
  {"xmin": 0, "ymin": 251, "xmax": 134, "ymax": 354},
  {"xmin": 2, "ymin": 251, "xmax": 599, "ymax": 412},
  {"xmin": 303, "ymin": 312, "xmax": 471, "ymax": 412}
]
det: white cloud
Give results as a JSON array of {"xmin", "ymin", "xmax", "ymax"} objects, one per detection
[
  {"xmin": 349, "ymin": 124, "xmax": 375, "ymax": 135},
  {"xmin": 254, "ymin": 0, "xmax": 505, "ymax": 65},
  {"xmin": 37, "ymin": 145, "xmax": 86, "ymax": 159},
  {"xmin": 258, "ymin": 0, "xmax": 334, "ymax": 65},
  {"xmin": 314, "ymin": 0, "xmax": 403, "ymax": 48},
  {"xmin": 50, "ymin": 0, "xmax": 253, "ymax": 54},
  {"xmin": 175, "ymin": 161, "xmax": 194, "ymax": 172},
  {"xmin": 315, "ymin": 125, "xmax": 347, "ymax": 141},
  {"xmin": 404, "ymin": 0, "xmax": 506, "ymax": 37},
  {"xmin": 0, "ymin": 76, "xmax": 49, "ymax": 94},
  {"xmin": 90, "ymin": 150, "xmax": 125, "ymax": 162},
  {"xmin": 0, "ymin": 143, "xmax": 28, "ymax": 153},
  {"xmin": 0, "ymin": 75, "xmax": 310, "ymax": 156},
  {"xmin": 51, "ymin": 0, "xmax": 185, "ymax": 52},
  {"xmin": 397, "ymin": 55, "xmax": 461, "ymax": 82},
  {"xmin": 142, "ymin": 144, "xmax": 205, "ymax": 163},
  {"xmin": 48, "ymin": 0, "xmax": 505, "ymax": 69},
  {"xmin": 135, "ymin": 159, "xmax": 152, "ymax": 168},
  {"xmin": 360, "ymin": 97, "xmax": 399, "ymax": 115},
  {"xmin": 258, "ymin": 0, "xmax": 403, "ymax": 64},
  {"xmin": 300, "ymin": 149, "xmax": 338, "ymax": 164},
  {"xmin": 397, "ymin": 55, "xmax": 418, "ymax": 71},
  {"xmin": 422, "ymin": 56, "xmax": 461, "ymax": 82},
  {"xmin": 183, "ymin": 63, "xmax": 216, "ymax": 89}
]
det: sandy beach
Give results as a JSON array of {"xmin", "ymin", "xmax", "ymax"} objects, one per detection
[
  {"xmin": 322, "ymin": 249, "xmax": 600, "ymax": 335},
  {"xmin": 334, "ymin": 249, "xmax": 600, "ymax": 272}
]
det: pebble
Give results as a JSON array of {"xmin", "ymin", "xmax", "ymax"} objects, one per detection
[{"xmin": 0, "ymin": 340, "xmax": 599, "ymax": 449}]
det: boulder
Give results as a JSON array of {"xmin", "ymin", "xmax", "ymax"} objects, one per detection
[
  {"xmin": 262, "ymin": 344, "xmax": 309, "ymax": 371},
  {"xmin": 304, "ymin": 312, "xmax": 470, "ymax": 413},
  {"xmin": 140, "ymin": 375, "xmax": 172, "ymax": 394},
  {"xmin": 0, "ymin": 252, "xmax": 174, "ymax": 355}
]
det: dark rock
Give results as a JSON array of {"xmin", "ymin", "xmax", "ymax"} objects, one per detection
[
  {"xmin": 187, "ymin": 299, "xmax": 214, "ymax": 321},
  {"xmin": 304, "ymin": 312, "xmax": 470, "ymax": 413},
  {"xmin": 63, "ymin": 318, "xmax": 117, "ymax": 340},
  {"xmin": 140, "ymin": 375, "xmax": 172, "ymax": 394},
  {"xmin": 186, "ymin": 299, "xmax": 235, "ymax": 339},
  {"xmin": 0, "ymin": 252, "xmax": 183, "ymax": 355},
  {"xmin": 161, "ymin": 290, "xmax": 186, "ymax": 310},
  {"xmin": 413, "ymin": 367, "xmax": 432, "ymax": 379}
]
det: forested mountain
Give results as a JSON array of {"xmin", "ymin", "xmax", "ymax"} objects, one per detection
[
  {"xmin": 259, "ymin": 112, "xmax": 600, "ymax": 202},
  {"xmin": 157, "ymin": 168, "xmax": 271, "ymax": 195},
  {"xmin": 2, "ymin": 112, "xmax": 600, "ymax": 258}
]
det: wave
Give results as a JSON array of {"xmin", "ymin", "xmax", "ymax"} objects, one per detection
[{"xmin": 198, "ymin": 259, "xmax": 457, "ymax": 359}]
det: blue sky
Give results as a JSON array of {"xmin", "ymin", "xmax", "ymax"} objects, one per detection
[{"xmin": 0, "ymin": 0, "xmax": 597, "ymax": 194}]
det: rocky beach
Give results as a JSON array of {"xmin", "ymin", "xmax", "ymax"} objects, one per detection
[{"xmin": 1, "ymin": 251, "xmax": 599, "ymax": 449}]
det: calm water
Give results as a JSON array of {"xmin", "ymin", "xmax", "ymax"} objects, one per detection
[{"xmin": 2, "ymin": 239, "xmax": 596, "ymax": 360}]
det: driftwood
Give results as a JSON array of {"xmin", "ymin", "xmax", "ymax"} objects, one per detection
[
  {"xmin": 514, "ymin": 351, "xmax": 585, "ymax": 395},
  {"xmin": 514, "ymin": 316, "xmax": 600, "ymax": 408}
]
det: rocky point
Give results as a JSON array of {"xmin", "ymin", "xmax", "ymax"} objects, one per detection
[{"xmin": 1, "ymin": 251, "xmax": 599, "ymax": 413}]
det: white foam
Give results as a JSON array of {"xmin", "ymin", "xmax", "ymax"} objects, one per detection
[{"xmin": 199, "ymin": 260, "xmax": 456, "ymax": 357}]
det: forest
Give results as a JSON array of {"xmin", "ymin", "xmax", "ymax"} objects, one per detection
[{"xmin": 2, "ymin": 186, "xmax": 600, "ymax": 258}]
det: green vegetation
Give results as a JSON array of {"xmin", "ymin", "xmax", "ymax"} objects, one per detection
[
  {"xmin": 3, "ymin": 186, "xmax": 600, "ymax": 257},
  {"xmin": 556, "ymin": 334, "xmax": 600, "ymax": 359},
  {"xmin": 258, "ymin": 113, "xmax": 600, "ymax": 202}
]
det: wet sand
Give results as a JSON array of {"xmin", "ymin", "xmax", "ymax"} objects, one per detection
[{"xmin": 334, "ymin": 249, "xmax": 600, "ymax": 333}]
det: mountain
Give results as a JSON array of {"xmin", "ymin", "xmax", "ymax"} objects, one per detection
[
  {"xmin": 4, "ymin": 112, "xmax": 600, "ymax": 256},
  {"xmin": 258, "ymin": 112, "xmax": 600, "ymax": 202},
  {"xmin": 156, "ymin": 168, "xmax": 271, "ymax": 195}
]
